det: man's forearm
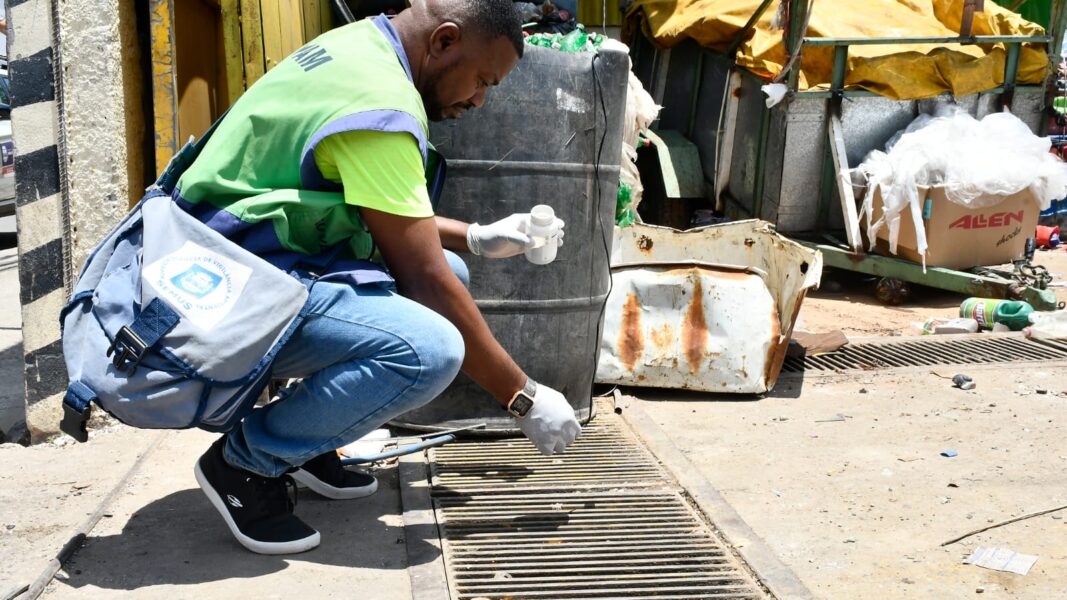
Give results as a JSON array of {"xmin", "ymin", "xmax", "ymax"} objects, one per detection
[{"xmin": 435, "ymin": 216, "xmax": 470, "ymax": 253}]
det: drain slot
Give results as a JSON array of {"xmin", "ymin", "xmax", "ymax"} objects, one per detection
[
  {"xmin": 782, "ymin": 336, "xmax": 1067, "ymax": 373},
  {"xmin": 422, "ymin": 421, "xmax": 771, "ymax": 599}
]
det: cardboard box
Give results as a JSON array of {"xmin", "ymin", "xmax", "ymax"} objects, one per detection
[{"xmin": 868, "ymin": 186, "xmax": 1040, "ymax": 269}]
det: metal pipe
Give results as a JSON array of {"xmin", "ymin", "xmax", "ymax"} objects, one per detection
[
  {"xmin": 803, "ymin": 35, "xmax": 1050, "ymax": 46},
  {"xmin": 332, "ymin": 0, "xmax": 355, "ymax": 24},
  {"xmin": 831, "ymin": 45, "xmax": 848, "ymax": 91},
  {"xmin": 796, "ymin": 84, "xmax": 1045, "ymax": 98},
  {"xmin": 784, "ymin": 0, "xmax": 812, "ymax": 90},
  {"xmin": 340, "ymin": 433, "xmax": 457, "ymax": 465},
  {"xmin": 725, "ymin": 0, "xmax": 777, "ymax": 58},
  {"xmin": 1001, "ymin": 41, "xmax": 1023, "ymax": 108}
]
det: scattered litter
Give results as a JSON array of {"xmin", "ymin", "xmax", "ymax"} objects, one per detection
[
  {"xmin": 963, "ymin": 547, "xmax": 1037, "ymax": 576},
  {"xmin": 772, "ymin": 489, "xmax": 783, "ymax": 497},
  {"xmin": 952, "ymin": 374, "xmax": 976, "ymax": 390},
  {"xmin": 942, "ymin": 503, "xmax": 1067, "ymax": 546},
  {"xmin": 843, "ymin": 538, "xmax": 856, "ymax": 543},
  {"xmin": 761, "ymin": 83, "xmax": 789, "ymax": 108},
  {"xmin": 897, "ymin": 456, "xmax": 922, "ymax": 462},
  {"xmin": 337, "ymin": 429, "xmax": 391, "ymax": 459},
  {"xmin": 941, "ymin": 449, "xmax": 959, "ymax": 457},
  {"xmin": 976, "ymin": 586, "xmax": 985, "ymax": 593},
  {"xmin": 787, "ymin": 330, "xmax": 848, "ymax": 358},
  {"xmin": 914, "ymin": 317, "xmax": 979, "ymax": 335},
  {"xmin": 772, "ymin": 416, "xmax": 789, "ymax": 422},
  {"xmin": 948, "ymin": 483, "xmax": 959, "ymax": 488},
  {"xmin": 1036, "ymin": 389, "xmax": 1048, "ymax": 395},
  {"xmin": 815, "ymin": 413, "xmax": 851, "ymax": 423},
  {"xmin": 901, "ymin": 577, "xmax": 915, "ymax": 584}
]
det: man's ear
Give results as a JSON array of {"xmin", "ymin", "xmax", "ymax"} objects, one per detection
[{"xmin": 428, "ymin": 22, "xmax": 461, "ymax": 58}]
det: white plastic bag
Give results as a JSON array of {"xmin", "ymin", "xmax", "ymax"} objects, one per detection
[{"xmin": 855, "ymin": 107, "xmax": 1067, "ymax": 268}]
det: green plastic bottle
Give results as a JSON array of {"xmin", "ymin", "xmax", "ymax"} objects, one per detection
[{"xmin": 959, "ymin": 298, "xmax": 1035, "ymax": 331}]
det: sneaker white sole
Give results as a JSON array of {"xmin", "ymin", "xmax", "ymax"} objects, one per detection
[
  {"xmin": 290, "ymin": 468, "xmax": 378, "ymax": 500},
  {"xmin": 194, "ymin": 462, "xmax": 320, "ymax": 555}
]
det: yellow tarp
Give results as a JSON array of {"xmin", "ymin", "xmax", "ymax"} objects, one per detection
[{"xmin": 625, "ymin": 0, "xmax": 1050, "ymax": 100}]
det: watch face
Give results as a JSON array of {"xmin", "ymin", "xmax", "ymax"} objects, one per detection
[{"xmin": 510, "ymin": 395, "xmax": 534, "ymax": 417}]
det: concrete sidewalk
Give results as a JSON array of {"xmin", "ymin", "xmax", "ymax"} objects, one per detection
[
  {"xmin": 1, "ymin": 426, "xmax": 415, "ymax": 599},
  {"xmin": 4, "ymin": 360, "xmax": 1065, "ymax": 599}
]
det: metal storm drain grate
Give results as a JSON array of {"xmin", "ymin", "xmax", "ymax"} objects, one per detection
[
  {"xmin": 781, "ymin": 336, "xmax": 1067, "ymax": 374},
  {"xmin": 418, "ymin": 419, "xmax": 770, "ymax": 600}
]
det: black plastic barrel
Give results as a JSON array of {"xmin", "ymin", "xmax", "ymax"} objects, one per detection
[{"xmin": 391, "ymin": 44, "xmax": 629, "ymax": 433}]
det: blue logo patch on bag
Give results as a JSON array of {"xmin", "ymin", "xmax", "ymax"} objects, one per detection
[{"xmin": 171, "ymin": 264, "xmax": 223, "ymax": 298}]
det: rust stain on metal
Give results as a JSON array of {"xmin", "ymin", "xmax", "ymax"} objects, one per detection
[
  {"xmin": 682, "ymin": 278, "xmax": 709, "ymax": 374},
  {"xmin": 650, "ymin": 324, "xmax": 674, "ymax": 351},
  {"xmin": 636, "ymin": 235, "xmax": 654, "ymax": 253},
  {"xmin": 618, "ymin": 292, "xmax": 644, "ymax": 371},
  {"xmin": 764, "ymin": 293, "xmax": 797, "ymax": 388}
]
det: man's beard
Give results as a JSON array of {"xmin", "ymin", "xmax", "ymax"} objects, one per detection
[{"xmin": 423, "ymin": 68, "xmax": 473, "ymax": 121}]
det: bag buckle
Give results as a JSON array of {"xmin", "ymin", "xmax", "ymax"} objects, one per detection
[
  {"xmin": 60, "ymin": 401, "xmax": 91, "ymax": 443},
  {"xmin": 107, "ymin": 326, "xmax": 148, "ymax": 376}
]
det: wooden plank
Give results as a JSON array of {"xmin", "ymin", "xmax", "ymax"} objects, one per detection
[
  {"xmin": 827, "ymin": 110, "xmax": 863, "ymax": 252},
  {"xmin": 260, "ymin": 0, "xmax": 285, "ymax": 71},
  {"xmin": 149, "ymin": 0, "xmax": 179, "ymax": 175},
  {"xmin": 239, "ymin": 0, "xmax": 266, "ymax": 86},
  {"xmin": 302, "ymin": 0, "xmax": 321, "ymax": 42},
  {"xmin": 175, "ymin": 0, "xmax": 222, "ymax": 140},
  {"xmin": 278, "ymin": 0, "xmax": 305, "ymax": 56},
  {"xmin": 220, "ymin": 0, "xmax": 245, "ymax": 103},
  {"xmin": 319, "ymin": 0, "xmax": 334, "ymax": 32}
]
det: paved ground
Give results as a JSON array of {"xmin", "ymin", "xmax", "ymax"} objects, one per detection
[
  {"xmin": 2, "ymin": 427, "xmax": 414, "ymax": 600},
  {"xmin": 626, "ymin": 363, "xmax": 1067, "ymax": 599}
]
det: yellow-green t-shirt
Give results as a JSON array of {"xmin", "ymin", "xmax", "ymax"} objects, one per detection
[{"xmin": 313, "ymin": 129, "xmax": 434, "ymax": 218}]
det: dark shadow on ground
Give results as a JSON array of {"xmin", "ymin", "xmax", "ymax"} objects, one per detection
[
  {"xmin": 61, "ymin": 482, "xmax": 436, "ymax": 591},
  {"xmin": 0, "ymin": 342, "xmax": 26, "ymax": 441},
  {"xmin": 615, "ymin": 386, "xmax": 768, "ymax": 404},
  {"xmin": 814, "ymin": 267, "xmax": 965, "ymax": 310}
]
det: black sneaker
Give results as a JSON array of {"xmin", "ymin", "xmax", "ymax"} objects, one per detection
[
  {"xmin": 291, "ymin": 451, "xmax": 378, "ymax": 500},
  {"xmin": 194, "ymin": 437, "xmax": 320, "ymax": 555}
]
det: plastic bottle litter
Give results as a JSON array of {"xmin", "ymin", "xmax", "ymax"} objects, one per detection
[
  {"xmin": 1024, "ymin": 309, "xmax": 1067, "ymax": 339},
  {"xmin": 525, "ymin": 204, "xmax": 560, "ymax": 265},
  {"xmin": 960, "ymin": 298, "xmax": 1035, "ymax": 331},
  {"xmin": 1036, "ymin": 225, "xmax": 1061, "ymax": 249},
  {"xmin": 914, "ymin": 317, "xmax": 980, "ymax": 335}
]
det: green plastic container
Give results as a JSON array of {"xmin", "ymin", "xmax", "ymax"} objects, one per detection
[{"xmin": 960, "ymin": 298, "xmax": 1035, "ymax": 331}]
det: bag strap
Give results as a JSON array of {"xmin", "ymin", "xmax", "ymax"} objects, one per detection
[
  {"xmin": 155, "ymin": 109, "xmax": 231, "ymax": 194},
  {"xmin": 60, "ymin": 298, "xmax": 182, "ymax": 441}
]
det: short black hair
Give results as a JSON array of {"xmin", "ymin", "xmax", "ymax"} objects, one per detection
[{"xmin": 458, "ymin": 0, "xmax": 524, "ymax": 58}]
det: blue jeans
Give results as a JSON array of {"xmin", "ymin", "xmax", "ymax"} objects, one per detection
[{"xmin": 223, "ymin": 252, "xmax": 470, "ymax": 477}]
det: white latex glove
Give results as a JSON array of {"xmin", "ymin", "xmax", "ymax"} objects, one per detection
[
  {"xmin": 466, "ymin": 213, "xmax": 565, "ymax": 258},
  {"xmin": 516, "ymin": 382, "xmax": 581, "ymax": 455}
]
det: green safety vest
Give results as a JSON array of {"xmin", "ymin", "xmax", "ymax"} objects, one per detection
[{"xmin": 175, "ymin": 15, "xmax": 441, "ymax": 278}]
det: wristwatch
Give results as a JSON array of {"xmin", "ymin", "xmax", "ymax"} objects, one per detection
[{"xmin": 506, "ymin": 377, "xmax": 538, "ymax": 418}]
